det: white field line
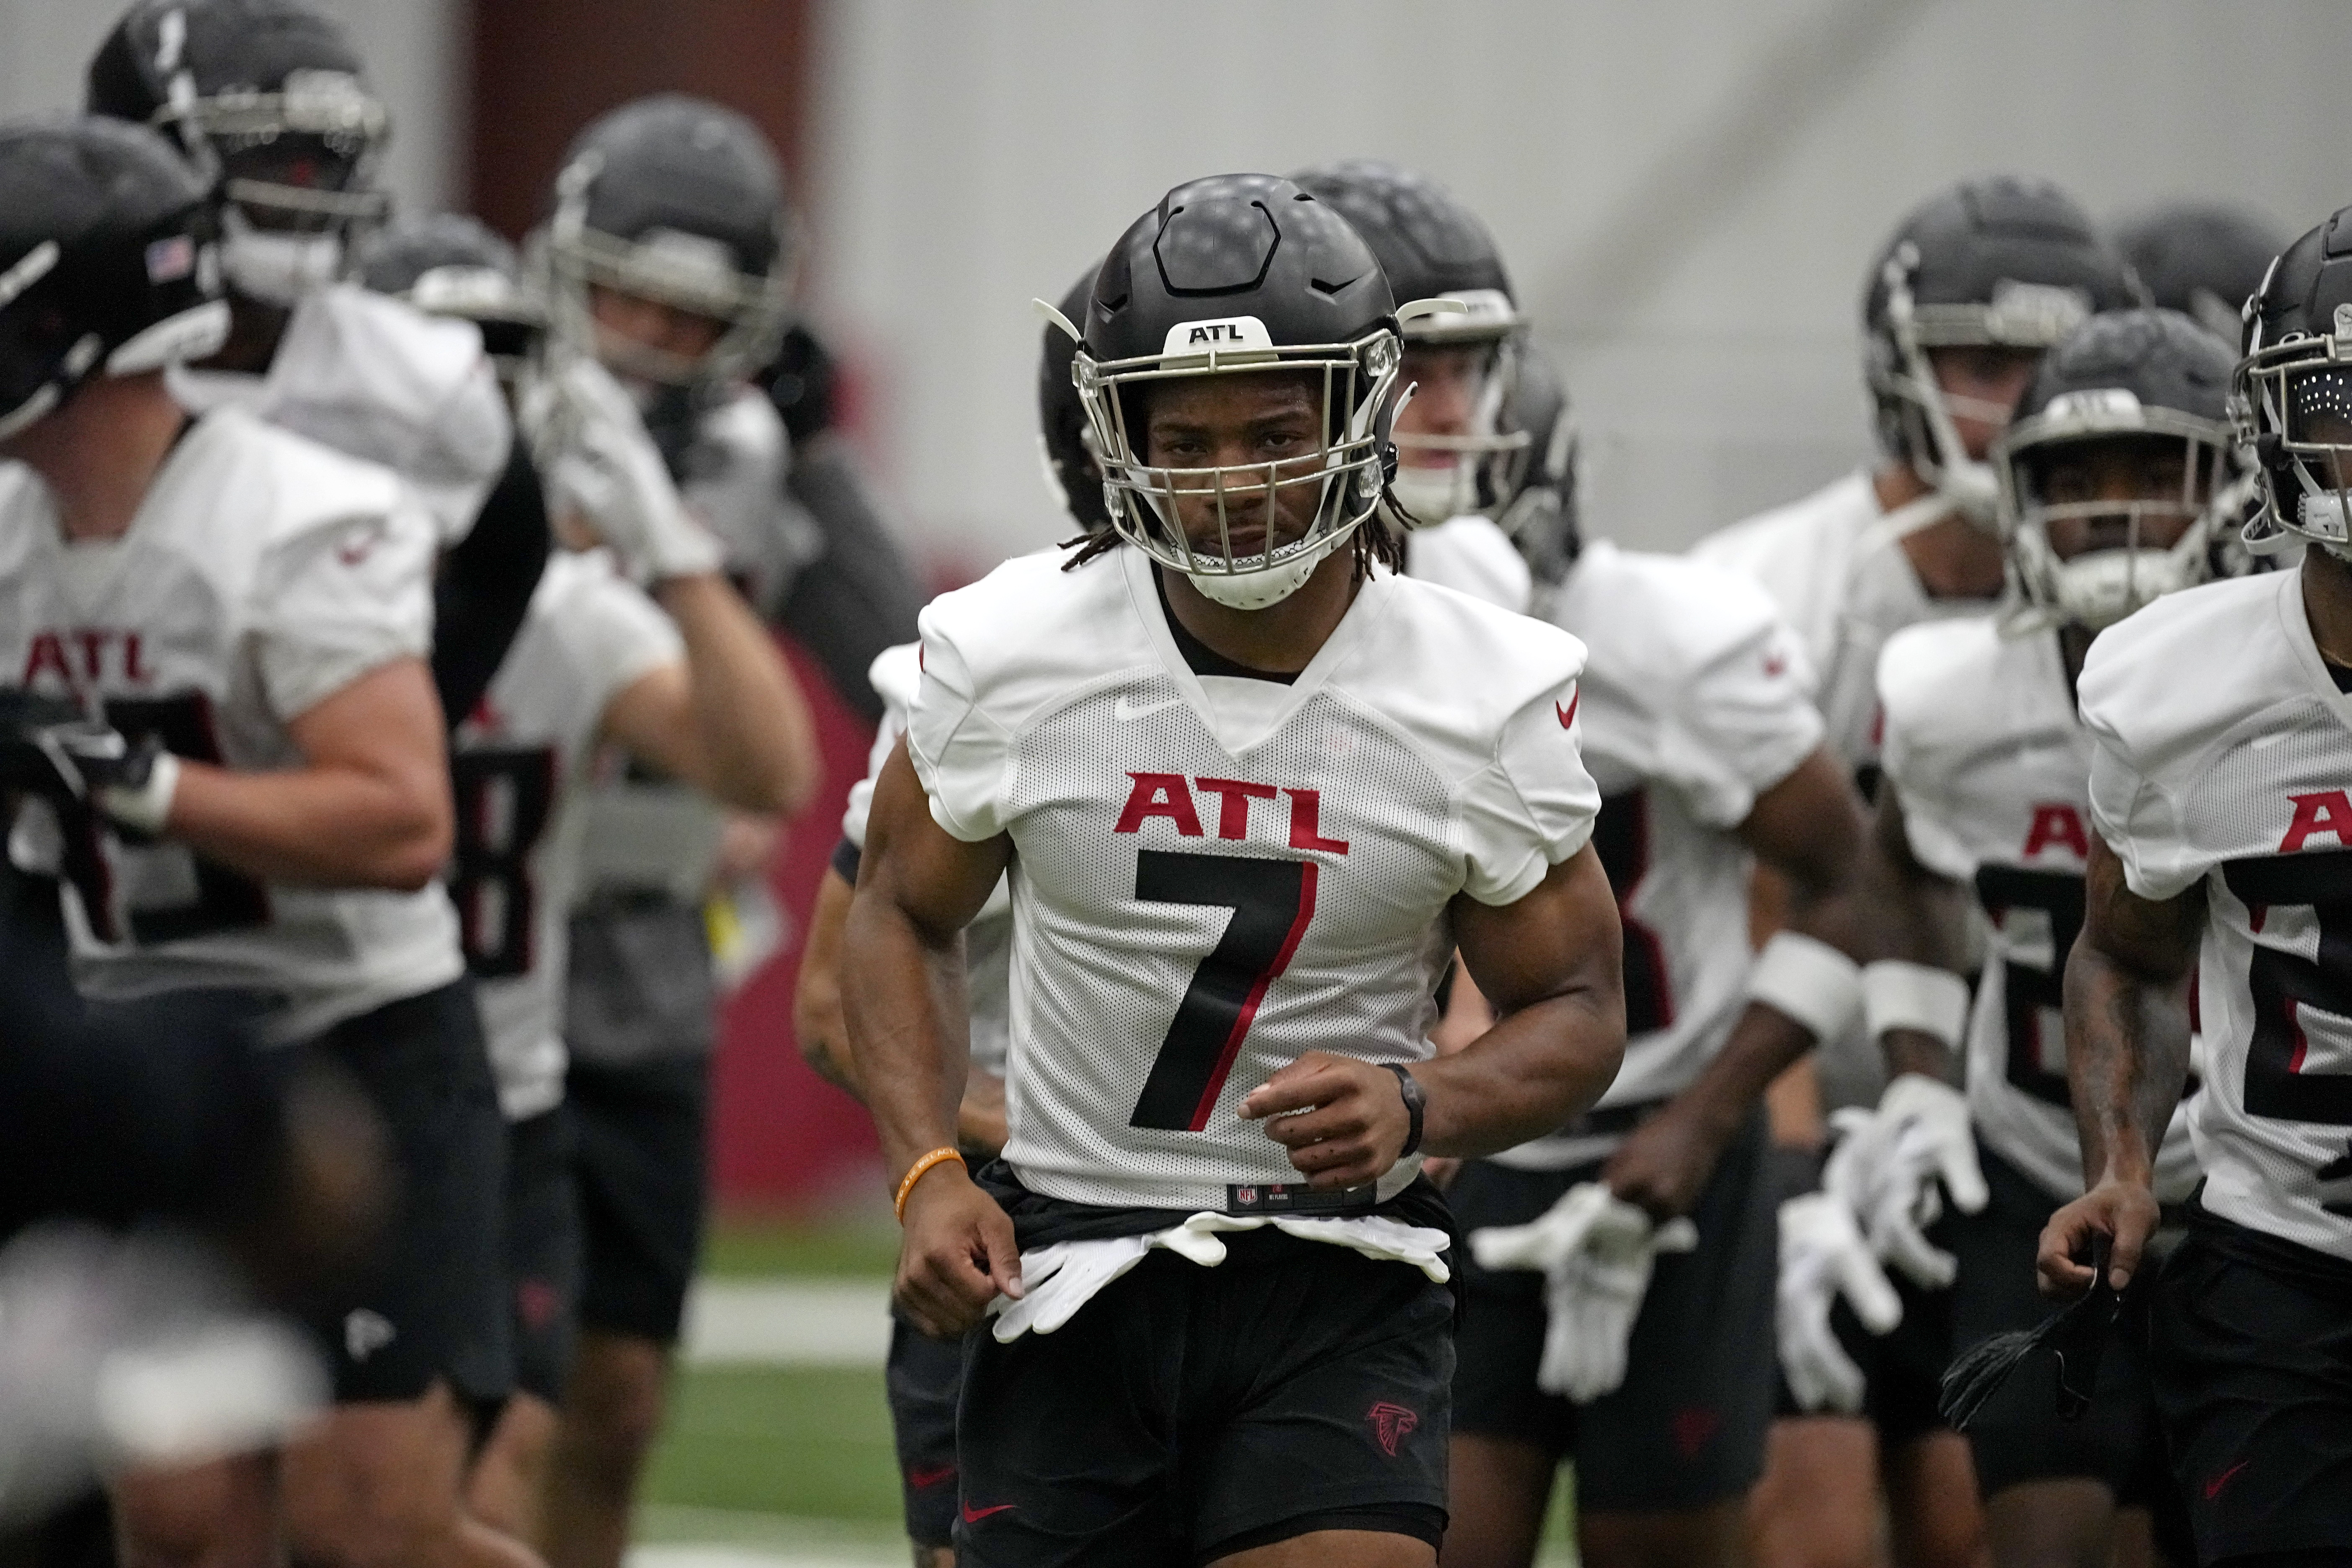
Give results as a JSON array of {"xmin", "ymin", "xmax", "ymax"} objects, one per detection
[{"xmin": 677, "ymin": 1279, "xmax": 892, "ymax": 1367}]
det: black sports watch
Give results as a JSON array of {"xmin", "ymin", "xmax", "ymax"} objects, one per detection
[{"xmin": 1385, "ymin": 1063, "xmax": 1426, "ymax": 1159}]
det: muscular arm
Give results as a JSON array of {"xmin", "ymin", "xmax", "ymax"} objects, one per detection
[
  {"xmin": 601, "ymin": 572, "xmax": 821, "ymax": 817},
  {"xmin": 2039, "ymin": 833, "xmax": 2202, "ymax": 1294},
  {"xmin": 1606, "ymin": 747, "xmax": 1873, "ymax": 1217},
  {"xmin": 166, "ymin": 656, "xmax": 453, "ymax": 891}
]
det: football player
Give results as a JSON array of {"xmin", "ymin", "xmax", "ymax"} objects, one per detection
[
  {"xmin": 520, "ymin": 95, "xmax": 904, "ymax": 1568},
  {"xmin": 2041, "ymin": 207, "xmax": 2352, "ymax": 1568},
  {"xmin": 1867, "ymin": 308, "xmax": 2241, "ymax": 1567},
  {"xmin": 845, "ymin": 174, "xmax": 1627, "ymax": 1568},
  {"xmin": 86, "ymin": 0, "xmax": 545, "ymax": 747},
  {"xmin": 1440, "ymin": 354, "xmax": 1879, "ymax": 1568},
  {"xmin": 0, "ymin": 117, "xmax": 516, "ymax": 1568},
  {"xmin": 1292, "ymin": 160, "xmax": 1536, "ymax": 613},
  {"xmin": 364, "ymin": 213, "xmax": 820, "ymax": 1543},
  {"xmin": 1697, "ymin": 176, "xmax": 2139, "ymax": 1568},
  {"xmin": 2114, "ymin": 203, "xmax": 2288, "ymax": 347}
]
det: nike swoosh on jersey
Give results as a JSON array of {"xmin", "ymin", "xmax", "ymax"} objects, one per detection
[
  {"xmin": 1115, "ymin": 694, "xmax": 1185, "ymax": 722},
  {"xmin": 1555, "ymin": 689, "xmax": 1581, "ymax": 730}
]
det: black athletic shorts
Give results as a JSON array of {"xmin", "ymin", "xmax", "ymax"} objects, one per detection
[
  {"xmin": 2150, "ymin": 1199, "xmax": 2352, "ymax": 1562},
  {"xmin": 567, "ymin": 1053, "xmax": 710, "ymax": 1345},
  {"xmin": 1947, "ymin": 1141, "xmax": 2176, "ymax": 1511},
  {"xmin": 886, "ymin": 1318, "xmax": 964, "ymax": 1548},
  {"xmin": 1452, "ymin": 1109, "xmax": 1777, "ymax": 1512},
  {"xmin": 955, "ymin": 1182, "xmax": 1454, "ymax": 1568},
  {"xmin": 291, "ymin": 979, "xmax": 511, "ymax": 1403},
  {"xmin": 503, "ymin": 1107, "xmax": 580, "ymax": 1403}
]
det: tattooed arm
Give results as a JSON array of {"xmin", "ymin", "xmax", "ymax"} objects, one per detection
[{"xmin": 2036, "ymin": 832, "xmax": 2202, "ymax": 1296}]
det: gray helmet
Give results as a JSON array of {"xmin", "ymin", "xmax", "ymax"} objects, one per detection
[
  {"xmin": 1074, "ymin": 173, "xmax": 1401, "ymax": 608},
  {"xmin": 1037, "ymin": 264, "xmax": 1108, "ymax": 533},
  {"xmin": 1864, "ymin": 176, "xmax": 2142, "ymax": 525},
  {"xmin": 2114, "ymin": 203, "xmax": 2286, "ymax": 347},
  {"xmin": 2232, "ymin": 205, "xmax": 2352, "ymax": 561},
  {"xmin": 1493, "ymin": 342, "xmax": 1581, "ymax": 588},
  {"xmin": 534, "ymin": 94, "xmax": 795, "ymax": 396},
  {"xmin": 1994, "ymin": 308, "xmax": 2248, "ymax": 631},
  {"xmin": 356, "ymin": 212, "xmax": 540, "ymax": 372}
]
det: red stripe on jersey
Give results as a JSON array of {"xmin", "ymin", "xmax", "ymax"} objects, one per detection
[{"xmin": 1185, "ymin": 860, "xmax": 1320, "ymax": 1132}]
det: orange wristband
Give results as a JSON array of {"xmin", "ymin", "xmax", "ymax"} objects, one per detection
[{"xmin": 894, "ymin": 1146, "xmax": 966, "ymax": 1222}]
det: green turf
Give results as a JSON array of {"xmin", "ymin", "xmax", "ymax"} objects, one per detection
[
  {"xmin": 643, "ymin": 1364, "xmax": 903, "ymax": 1523},
  {"xmin": 700, "ymin": 1214, "xmax": 900, "ymax": 1279}
]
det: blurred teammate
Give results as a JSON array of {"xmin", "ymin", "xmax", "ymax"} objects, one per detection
[
  {"xmin": 846, "ymin": 173, "xmax": 1626, "ymax": 1567},
  {"xmin": 364, "ymin": 213, "xmax": 820, "ymax": 1542},
  {"xmin": 2041, "ymin": 207, "xmax": 2352, "ymax": 1568},
  {"xmin": 1696, "ymin": 175, "xmax": 2138, "ymax": 1568},
  {"xmin": 1292, "ymin": 160, "xmax": 1535, "ymax": 613},
  {"xmin": 2114, "ymin": 203, "xmax": 2288, "ymax": 347},
  {"xmin": 1867, "ymin": 309, "xmax": 2244, "ymax": 1567},
  {"xmin": 0, "ymin": 115, "xmax": 514, "ymax": 1568}
]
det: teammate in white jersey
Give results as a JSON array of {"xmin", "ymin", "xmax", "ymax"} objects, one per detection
[
  {"xmin": 1696, "ymin": 177, "xmax": 2141, "ymax": 1568},
  {"xmin": 1866, "ymin": 309, "xmax": 2245, "ymax": 1567},
  {"xmin": 2042, "ymin": 208, "xmax": 2352, "ymax": 1568},
  {"xmin": 1292, "ymin": 161, "xmax": 1534, "ymax": 614},
  {"xmin": 845, "ymin": 175, "xmax": 1625, "ymax": 1568},
  {"xmin": 0, "ymin": 118, "xmax": 524, "ymax": 1568}
]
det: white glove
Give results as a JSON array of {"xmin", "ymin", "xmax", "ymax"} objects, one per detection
[
  {"xmin": 1775, "ymin": 1190, "xmax": 1903, "ymax": 1414},
  {"xmin": 1470, "ymin": 1181, "xmax": 1697, "ymax": 1403},
  {"xmin": 1826, "ymin": 1075, "xmax": 1987, "ymax": 1289},
  {"xmin": 522, "ymin": 356, "xmax": 724, "ymax": 583},
  {"xmin": 987, "ymin": 1215, "xmax": 1261, "ymax": 1341}
]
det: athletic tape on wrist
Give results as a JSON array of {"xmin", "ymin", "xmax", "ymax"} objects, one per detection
[
  {"xmin": 1746, "ymin": 931, "xmax": 1864, "ymax": 1043},
  {"xmin": 101, "ymin": 751, "xmax": 180, "ymax": 838},
  {"xmin": 1862, "ymin": 960, "xmax": 1971, "ymax": 1052}
]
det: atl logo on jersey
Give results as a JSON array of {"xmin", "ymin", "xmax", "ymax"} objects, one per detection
[
  {"xmin": 1113, "ymin": 772, "xmax": 1349, "ymax": 853},
  {"xmin": 21, "ymin": 628, "xmax": 151, "ymax": 689}
]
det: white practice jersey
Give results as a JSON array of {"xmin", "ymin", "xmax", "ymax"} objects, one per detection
[
  {"xmin": 1879, "ymin": 618, "xmax": 2201, "ymax": 1205},
  {"xmin": 1697, "ymin": 470, "xmax": 1994, "ymax": 1110},
  {"xmin": 0, "ymin": 408, "xmax": 460, "ymax": 1041},
  {"xmin": 843, "ymin": 641, "xmax": 1012, "ymax": 1077},
  {"xmin": 908, "ymin": 546, "xmax": 1599, "ymax": 1210},
  {"xmin": 1404, "ymin": 514, "xmax": 1532, "ymax": 614},
  {"xmin": 1494, "ymin": 542, "xmax": 1822, "ymax": 1170},
  {"xmin": 171, "ymin": 283, "xmax": 511, "ymax": 544},
  {"xmin": 2084, "ymin": 570, "xmax": 2352, "ymax": 1261},
  {"xmin": 454, "ymin": 551, "xmax": 682, "ymax": 1119}
]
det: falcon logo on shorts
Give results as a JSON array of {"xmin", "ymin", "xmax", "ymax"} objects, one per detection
[{"xmin": 1367, "ymin": 1401, "xmax": 1419, "ymax": 1457}]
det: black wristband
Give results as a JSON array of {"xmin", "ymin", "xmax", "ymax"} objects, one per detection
[{"xmin": 1385, "ymin": 1063, "xmax": 1426, "ymax": 1159}]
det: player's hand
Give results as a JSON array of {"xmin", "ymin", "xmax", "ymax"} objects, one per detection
[
  {"xmin": 1601, "ymin": 1099, "xmax": 1732, "ymax": 1222},
  {"xmin": 1241, "ymin": 1052, "xmax": 1412, "ymax": 1190},
  {"xmin": 523, "ymin": 356, "xmax": 724, "ymax": 583},
  {"xmin": 1828, "ymin": 1075, "xmax": 1987, "ymax": 1288},
  {"xmin": 2037, "ymin": 1176, "xmax": 2159, "ymax": 1298},
  {"xmin": 19, "ymin": 717, "xmax": 178, "ymax": 837},
  {"xmin": 894, "ymin": 1163, "xmax": 1021, "ymax": 1338},
  {"xmin": 1776, "ymin": 1189, "xmax": 1901, "ymax": 1414}
]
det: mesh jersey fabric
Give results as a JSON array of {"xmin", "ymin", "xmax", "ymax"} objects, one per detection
[
  {"xmin": 1877, "ymin": 615, "xmax": 2200, "ymax": 1204},
  {"xmin": 904, "ymin": 545, "xmax": 1597, "ymax": 1210},
  {"xmin": 457, "ymin": 549, "xmax": 683, "ymax": 1118},
  {"xmin": 2082, "ymin": 569, "xmax": 2352, "ymax": 1258}
]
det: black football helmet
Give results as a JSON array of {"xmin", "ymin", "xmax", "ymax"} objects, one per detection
[
  {"xmin": 2232, "ymin": 205, "xmax": 2352, "ymax": 561},
  {"xmin": 87, "ymin": 0, "xmax": 387, "ymax": 307},
  {"xmin": 0, "ymin": 116, "xmax": 227, "ymax": 441},
  {"xmin": 2114, "ymin": 203, "xmax": 2286, "ymax": 347},
  {"xmin": 533, "ymin": 94, "xmax": 795, "ymax": 398},
  {"xmin": 1493, "ymin": 342, "xmax": 1581, "ymax": 588},
  {"xmin": 356, "ymin": 212, "xmax": 540, "ymax": 377},
  {"xmin": 1074, "ymin": 173, "xmax": 1400, "ymax": 608},
  {"xmin": 1864, "ymin": 177, "xmax": 2141, "ymax": 526},
  {"xmin": 1038, "ymin": 265, "xmax": 1108, "ymax": 534},
  {"xmin": 1994, "ymin": 309, "xmax": 2247, "ymax": 631},
  {"xmin": 1291, "ymin": 160, "xmax": 1524, "ymax": 525}
]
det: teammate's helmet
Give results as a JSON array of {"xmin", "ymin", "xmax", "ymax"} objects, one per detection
[
  {"xmin": 356, "ymin": 212, "xmax": 540, "ymax": 376},
  {"xmin": 1493, "ymin": 342, "xmax": 1582, "ymax": 588},
  {"xmin": 2233, "ymin": 205, "xmax": 2352, "ymax": 562},
  {"xmin": 0, "ymin": 117, "xmax": 228, "ymax": 441},
  {"xmin": 534, "ymin": 94, "xmax": 795, "ymax": 398},
  {"xmin": 2114, "ymin": 203, "xmax": 2285, "ymax": 347},
  {"xmin": 1864, "ymin": 177, "xmax": 2141, "ymax": 525},
  {"xmin": 1039, "ymin": 266, "xmax": 1108, "ymax": 534},
  {"xmin": 1994, "ymin": 309, "xmax": 2247, "ymax": 632},
  {"xmin": 87, "ymin": 0, "xmax": 388, "ymax": 307},
  {"xmin": 1290, "ymin": 161, "xmax": 1525, "ymax": 526},
  {"xmin": 1075, "ymin": 173, "xmax": 1400, "ymax": 609}
]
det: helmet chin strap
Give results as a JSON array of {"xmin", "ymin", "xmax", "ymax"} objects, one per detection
[{"xmin": 1184, "ymin": 532, "xmax": 1344, "ymax": 610}]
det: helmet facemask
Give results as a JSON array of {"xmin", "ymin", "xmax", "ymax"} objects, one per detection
[
  {"xmin": 1386, "ymin": 290, "xmax": 1528, "ymax": 527},
  {"xmin": 1872, "ymin": 243, "xmax": 2091, "ymax": 530},
  {"xmin": 1075, "ymin": 318, "xmax": 1400, "ymax": 610},
  {"xmin": 1996, "ymin": 395, "xmax": 2239, "ymax": 633},
  {"xmin": 2237, "ymin": 309, "xmax": 2352, "ymax": 564}
]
